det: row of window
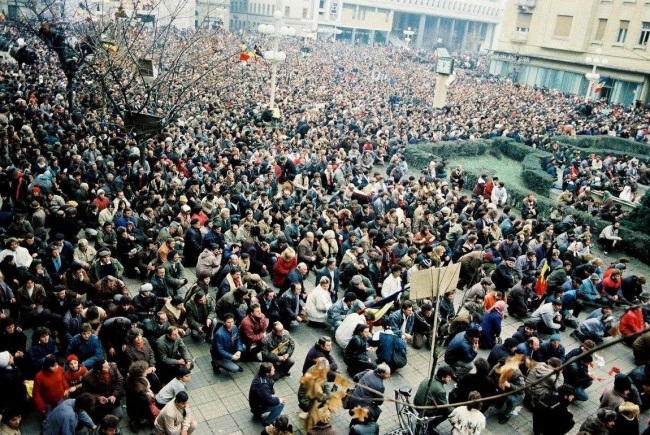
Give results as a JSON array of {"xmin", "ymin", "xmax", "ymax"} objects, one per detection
[
  {"xmin": 564, "ymin": 15, "xmax": 650, "ymax": 46},
  {"xmin": 392, "ymin": 0, "xmax": 500, "ymax": 17},
  {"xmin": 517, "ymin": 13, "xmax": 650, "ymax": 47}
]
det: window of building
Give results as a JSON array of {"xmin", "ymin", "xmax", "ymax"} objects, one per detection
[
  {"xmin": 617, "ymin": 20, "xmax": 629, "ymax": 43},
  {"xmin": 595, "ymin": 18, "xmax": 607, "ymax": 41},
  {"xmin": 554, "ymin": 15, "xmax": 573, "ymax": 38},
  {"xmin": 302, "ymin": 7, "xmax": 308, "ymax": 18},
  {"xmin": 516, "ymin": 13, "xmax": 532, "ymax": 32},
  {"xmin": 639, "ymin": 22, "xmax": 650, "ymax": 45},
  {"xmin": 285, "ymin": 5, "xmax": 290, "ymax": 16}
]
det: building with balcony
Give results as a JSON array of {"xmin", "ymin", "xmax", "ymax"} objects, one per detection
[
  {"xmin": 490, "ymin": 0, "xmax": 650, "ymax": 105},
  {"xmin": 229, "ymin": 0, "xmax": 342, "ymax": 39},
  {"xmin": 337, "ymin": 0, "xmax": 504, "ymax": 52},
  {"xmin": 228, "ymin": 0, "xmax": 504, "ymax": 52}
]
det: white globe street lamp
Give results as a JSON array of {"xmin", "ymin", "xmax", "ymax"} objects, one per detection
[
  {"xmin": 258, "ymin": 6, "xmax": 296, "ymax": 109},
  {"xmin": 584, "ymin": 48, "xmax": 609, "ymax": 103},
  {"xmin": 403, "ymin": 27, "xmax": 415, "ymax": 48}
]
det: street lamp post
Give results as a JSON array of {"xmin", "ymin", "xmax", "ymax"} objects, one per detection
[
  {"xmin": 403, "ymin": 27, "xmax": 415, "ymax": 47},
  {"xmin": 258, "ymin": 10, "xmax": 296, "ymax": 110},
  {"xmin": 585, "ymin": 48, "xmax": 608, "ymax": 103}
]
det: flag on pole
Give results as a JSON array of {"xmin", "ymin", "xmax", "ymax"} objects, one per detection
[
  {"xmin": 102, "ymin": 42, "xmax": 118, "ymax": 53},
  {"xmin": 76, "ymin": 2, "xmax": 86, "ymax": 16}
]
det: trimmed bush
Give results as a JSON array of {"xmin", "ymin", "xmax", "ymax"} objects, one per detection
[
  {"xmin": 404, "ymin": 138, "xmax": 650, "ymax": 264},
  {"xmin": 555, "ymin": 136, "xmax": 650, "ymax": 157}
]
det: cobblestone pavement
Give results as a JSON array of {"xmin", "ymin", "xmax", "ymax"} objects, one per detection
[{"xmin": 19, "ymin": 262, "xmax": 650, "ymax": 435}]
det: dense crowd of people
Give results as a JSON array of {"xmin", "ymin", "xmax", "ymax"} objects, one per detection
[{"xmin": 1, "ymin": 19, "xmax": 650, "ymax": 435}]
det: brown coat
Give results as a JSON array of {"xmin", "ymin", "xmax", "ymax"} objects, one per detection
[{"xmin": 82, "ymin": 362, "xmax": 124, "ymax": 400}]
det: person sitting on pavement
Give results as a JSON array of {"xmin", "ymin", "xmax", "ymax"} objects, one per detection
[
  {"xmin": 239, "ymin": 303, "xmax": 268, "ymax": 360},
  {"xmin": 571, "ymin": 314, "xmax": 615, "ymax": 344},
  {"xmin": 302, "ymin": 336, "xmax": 339, "ymax": 375},
  {"xmin": 538, "ymin": 334, "xmax": 566, "ymax": 362},
  {"xmin": 579, "ymin": 407, "xmax": 617, "ymax": 435},
  {"xmin": 306, "ymin": 276, "xmax": 333, "ymax": 325},
  {"xmin": 260, "ymin": 321, "xmax": 295, "ymax": 380},
  {"xmin": 508, "ymin": 275, "xmax": 537, "ymax": 319},
  {"xmin": 479, "ymin": 300, "xmax": 506, "ymax": 350},
  {"xmin": 81, "ymin": 358, "xmax": 125, "ymax": 421},
  {"xmin": 444, "ymin": 328, "xmax": 480, "ymax": 380},
  {"xmin": 530, "ymin": 298, "xmax": 565, "ymax": 335},
  {"xmin": 344, "ymin": 323, "xmax": 376, "ymax": 377},
  {"xmin": 326, "ymin": 292, "xmax": 364, "ymax": 332},
  {"xmin": 413, "ymin": 365, "xmax": 454, "ymax": 430},
  {"xmin": 488, "ymin": 337, "xmax": 519, "ymax": 369},
  {"xmin": 211, "ymin": 313, "xmax": 244, "ymax": 374},
  {"xmin": 154, "ymin": 366, "xmax": 191, "ymax": 409},
  {"xmin": 412, "ymin": 302, "xmax": 435, "ymax": 350},
  {"xmin": 532, "ymin": 384, "xmax": 576, "ymax": 435},
  {"xmin": 370, "ymin": 317, "xmax": 407, "ymax": 372},
  {"xmin": 563, "ymin": 354, "xmax": 595, "ymax": 402},
  {"xmin": 525, "ymin": 356, "xmax": 564, "ymax": 409},
  {"xmin": 155, "ymin": 326, "xmax": 193, "ymax": 384},
  {"xmin": 66, "ymin": 323, "xmax": 104, "ymax": 370},
  {"xmin": 620, "ymin": 305, "xmax": 647, "ymax": 345},
  {"xmin": 154, "ymin": 391, "xmax": 197, "ymax": 435},
  {"xmin": 184, "ymin": 291, "xmax": 216, "ymax": 343},
  {"xmin": 388, "ymin": 300, "xmax": 414, "ymax": 344},
  {"xmin": 348, "ymin": 363, "xmax": 391, "ymax": 422},
  {"xmin": 249, "ymin": 362, "xmax": 286, "ymax": 426}
]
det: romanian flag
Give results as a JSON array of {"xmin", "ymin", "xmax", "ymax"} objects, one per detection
[
  {"xmin": 593, "ymin": 81, "xmax": 605, "ymax": 94},
  {"xmin": 76, "ymin": 2, "xmax": 86, "ymax": 16},
  {"xmin": 102, "ymin": 42, "xmax": 117, "ymax": 53},
  {"xmin": 239, "ymin": 51, "xmax": 250, "ymax": 62},
  {"xmin": 534, "ymin": 262, "xmax": 549, "ymax": 296}
]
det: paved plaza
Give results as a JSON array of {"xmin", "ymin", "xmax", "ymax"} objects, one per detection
[{"xmin": 17, "ymin": 264, "xmax": 648, "ymax": 435}]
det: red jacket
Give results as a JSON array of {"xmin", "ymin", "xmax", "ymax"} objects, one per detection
[
  {"xmin": 620, "ymin": 309, "xmax": 645, "ymax": 337},
  {"xmin": 33, "ymin": 366, "xmax": 69, "ymax": 414},
  {"xmin": 239, "ymin": 313, "xmax": 268, "ymax": 345},
  {"xmin": 272, "ymin": 257, "xmax": 297, "ymax": 288}
]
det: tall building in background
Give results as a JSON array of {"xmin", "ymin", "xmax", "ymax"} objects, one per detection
[
  {"xmin": 229, "ymin": 0, "xmax": 504, "ymax": 52},
  {"xmin": 337, "ymin": 0, "xmax": 503, "ymax": 52},
  {"xmin": 491, "ymin": 0, "xmax": 650, "ymax": 105}
]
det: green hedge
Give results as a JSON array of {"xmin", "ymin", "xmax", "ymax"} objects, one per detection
[
  {"xmin": 555, "ymin": 136, "xmax": 650, "ymax": 157},
  {"xmin": 404, "ymin": 138, "xmax": 650, "ymax": 264}
]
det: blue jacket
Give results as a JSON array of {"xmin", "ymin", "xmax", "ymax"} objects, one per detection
[
  {"xmin": 316, "ymin": 267, "xmax": 340, "ymax": 294},
  {"xmin": 578, "ymin": 317, "xmax": 608, "ymax": 338},
  {"xmin": 515, "ymin": 342, "xmax": 543, "ymax": 362},
  {"xmin": 212, "ymin": 324, "xmax": 244, "ymax": 360},
  {"xmin": 479, "ymin": 310, "xmax": 503, "ymax": 348},
  {"xmin": 578, "ymin": 279, "xmax": 600, "ymax": 300},
  {"xmin": 42, "ymin": 398, "xmax": 95, "ymax": 435},
  {"xmin": 248, "ymin": 374, "xmax": 279, "ymax": 415},
  {"xmin": 444, "ymin": 332, "xmax": 477, "ymax": 365},
  {"xmin": 539, "ymin": 342, "xmax": 566, "ymax": 362},
  {"xmin": 373, "ymin": 331, "xmax": 406, "ymax": 365},
  {"xmin": 389, "ymin": 310, "xmax": 414, "ymax": 337},
  {"xmin": 66, "ymin": 334, "xmax": 103, "ymax": 369},
  {"xmin": 28, "ymin": 340, "xmax": 57, "ymax": 371}
]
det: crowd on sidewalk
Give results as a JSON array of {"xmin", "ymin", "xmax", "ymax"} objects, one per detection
[{"xmin": 1, "ymin": 21, "xmax": 650, "ymax": 435}]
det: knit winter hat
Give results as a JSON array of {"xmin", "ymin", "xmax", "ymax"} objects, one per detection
[
  {"xmin": 614, "ymin": 373, "xmax": 632, "ymax": 392},
  {"xmin": 0, "ymin": 351, "xmax": 10, "ymax": 368}
]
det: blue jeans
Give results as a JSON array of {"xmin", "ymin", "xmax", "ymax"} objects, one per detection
[
  {"xmin": 502, "ymin": 394, "xmax": 523, "ymax": 416},
  {"xmin": 574, "ymin": 386, "xmax": 589, "ymax": 401},
  {"xmin": 262, "ymin": 403, "xmax": 284, "ymax": 424},
  {"xmin": 214, "ymin": 358, "xmax": 241, "ymax": 373}
]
